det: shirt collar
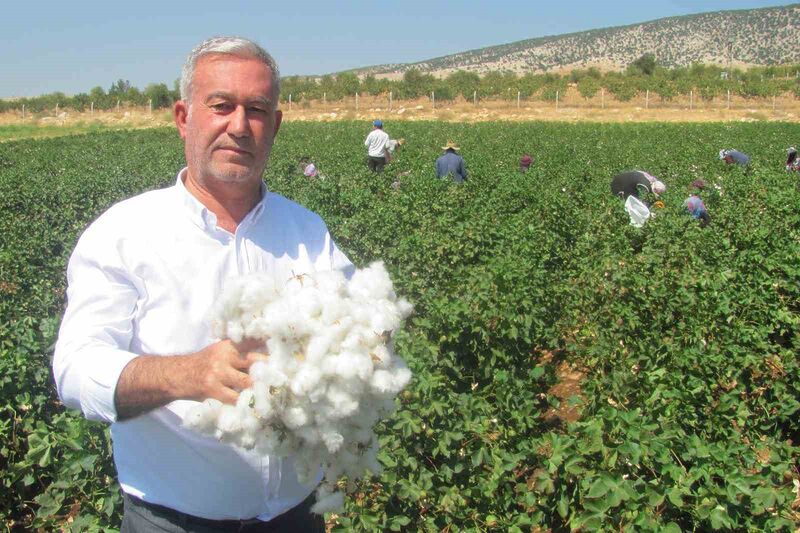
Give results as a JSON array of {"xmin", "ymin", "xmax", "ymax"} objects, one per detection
[{"xmin": 175, "ymin": 167, "xmax": 269, "ymax": 233}]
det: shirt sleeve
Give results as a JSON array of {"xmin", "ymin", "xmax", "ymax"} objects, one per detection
[{"xmin": 53, "ymin": 221, "xmax": 142, "ymax": 424}]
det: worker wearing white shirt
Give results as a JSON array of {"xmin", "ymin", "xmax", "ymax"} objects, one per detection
[
  {"xmin": 364, "ymin": 119, "xmax": 390, "ymax": 172},
  {"xmin": 53, "ymin": 37, "xmax": 351, "ymax": 532}
]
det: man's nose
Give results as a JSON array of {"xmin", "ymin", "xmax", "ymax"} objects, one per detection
[{"xmin": 227, "ymin": 105, "xmax": 251, "ymax": 138}]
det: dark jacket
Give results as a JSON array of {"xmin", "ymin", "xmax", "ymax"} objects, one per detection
[{"xmin": 435, "ymin": 151, "xmax": 467, "ymax": 183}]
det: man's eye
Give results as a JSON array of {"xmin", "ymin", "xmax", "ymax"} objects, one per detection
[
  {"xmin": 209, "ymin": 103, "xmax": 232, "ymax": 112},
  {"xmin": 249, "ymin": 107, "xmax": 268, "ymax": 114}
]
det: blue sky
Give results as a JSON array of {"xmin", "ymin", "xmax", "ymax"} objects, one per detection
[{"xmin": 0, "ymin": 0, "xmax": 790, "ymax": 97}]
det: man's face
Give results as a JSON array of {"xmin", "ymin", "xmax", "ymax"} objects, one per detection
[{"xmin": 175, "ymin": 54, "xmax": 282, "ymax": 188}]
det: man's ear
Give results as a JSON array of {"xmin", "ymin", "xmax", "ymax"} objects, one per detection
[
  {"xmin": 273, "ymin": 109, "xmax": 283, "ymax": 139},
  {"xmin": 174, "ymin": 100, "xmax": 188, "ymax": 140}
]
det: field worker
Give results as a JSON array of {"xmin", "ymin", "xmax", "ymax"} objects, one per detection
[
  {"xmin": 436, "ymin": 140, "xmax": 468, "ymax": 183},
  {"xmin": 610, "ymin": 171, "xmax": 652, "ymax": 200},
  {"xmin": 383, "ymin": 137, "xmax": 404, "ymax": 164},
  {"xmin": 719, "ymin": 148, "xmax": 750, "ymax": 166},
  {"xmin": 53, "ymin": 36, "xmax": 352, "ymax": 532},
  {"xmin": 684, "ymin": 194, "xmax": 711, "ymax": 226},
  {"xmin": 519, "ymin": 154, "xmax": 533, "ymax": 172},
  {"xmin": 385, "ymin": 137, "xmax": 404, "ymax": 156},
  {"xmin": 364, "ymin": 119, "xmax": 390, "ymax": 172},
  {"xmin": 786, "ymin": 146, "xmax": 799, "ymax": 172}
]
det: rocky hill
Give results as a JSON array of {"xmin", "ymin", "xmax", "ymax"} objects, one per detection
[{"xmin": 351, "ymin": 4, "xmax": 800, "ymax": 77}]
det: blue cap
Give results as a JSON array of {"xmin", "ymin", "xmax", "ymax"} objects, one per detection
[{"xmin": 373, "ymin": 119, "xmax": 383, "ymax": 127}]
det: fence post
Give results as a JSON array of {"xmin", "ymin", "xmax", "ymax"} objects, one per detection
[
  {"xmin": 289, "ymin": 94, "xmax": 292, "ymax": 110},
  {"xmin": 55, "ymin": 103, "xmax": 59, "ymax": 115},
  {"xmin": 389, "ymin": 91, "xmax": 393, "ymax": 111},
  {"xmin": 149, "ymin": 99, "xmax": 152, "ymax": 114},
  {"xmin": 517, "ymin": 90, "xmax": 520, "ymax": 108},
  {"xmin": 645, "ymin": 89, "xmax": 649, "ymax": 109},
  {"xmin": 355, "ymin": 92, "xmax": 359, "ymax": 112},
  {"xmin": 431, "ymin": 91, "xmax": 435, "ymax": 110},
  {"xmin": 556, "ymin": 90, "xmax": 559, "ymax": 109},
  {"xmin": 727, "ymin": 89, "xmax": 731, "ymax": 110},
  {"xmin": 117, "ymin": 99, "xmax": 120, "ymax": 113},
  {"xmin": 473, "ymin": 90, "xmax": 477, "ymax": 105},
  {"xmin": 22, "ymin": 104, "xmax": 25, "ymax": 119},
  {"xmin": 601, "ymin": 88, "xmax": 605, "ymax": 109},
  {"xmin": 323, "ymin": 92, "xmax": 326, "ymax": 108},
  {"xmin": 690, "ymin": 90, "xmax": 693, "ymax": 110},
  {"xmin": 91, "ymin": 101, "xmax": 94, "ymax": 115}
]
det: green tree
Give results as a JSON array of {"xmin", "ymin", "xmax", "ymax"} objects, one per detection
[
  {"xmin": 446, "ymin": 70, "xmax": 480, "ymax": 99},
  {"xmin": 628, "ymin": 53, "xmax": 657, "ymax": 76},
  {"xmin": 144, "ymin": 83, "xmax": 172, "ymax": 109}
]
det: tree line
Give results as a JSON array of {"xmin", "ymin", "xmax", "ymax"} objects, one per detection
[{"xmin": 2, "ymin": 56, "xmax": 799, "ymax": 114}]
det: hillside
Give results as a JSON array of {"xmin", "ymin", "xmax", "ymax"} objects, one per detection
[{"xmin": 349, "ymin": 4, "xmax": 800, "ymax": 77}]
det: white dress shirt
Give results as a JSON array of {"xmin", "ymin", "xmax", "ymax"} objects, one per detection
[
  {"xmin": 364, "ymin": 129, "xmax": 389, "ymax": 158},
  {"xmin": 53, "ymin": 168, "xmax": 353, "ymax": 521}
]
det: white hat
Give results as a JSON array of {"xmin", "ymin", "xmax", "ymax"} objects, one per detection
[
  {"xmin": 718, "ymin": 149, "xmax": 728, "ymax": 160},
  {"xmin": 652, "ymin": 181, "xmax": 666, "ymax": 195}
]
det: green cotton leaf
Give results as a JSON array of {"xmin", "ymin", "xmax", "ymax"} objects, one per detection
[
  {"xmin": 709, "ymin": 505, "xmax": 731, "ymax": 530},
  {"xmin": 750, "ymin": 487, "xmax": 777, "ymax": 515},
  {"xmin": 647, "ymin": 488, "xmax": 665, "ymax": 507},
  {"xmin": 662, "ymin": 523, "xmax": 682, "ymax": 533},
  {"xmin": 34, "ymin": 490, "xmax": 64, "ymax": 519},
  {"xmin": 388, "ymin": 516, "xmax": 411, "ymax": 531},
  {"xmin": 557, "ymin": 495, "xmax": 569, "ymax": 519},
  {"xmin": 587, "ymin": 478, "xmax": 609, "ymax": 498},
  {"xmin": 667, "ymin": 487, "xmax": 684, "ymax": 507}
]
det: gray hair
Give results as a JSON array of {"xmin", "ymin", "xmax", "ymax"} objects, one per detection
[{"xmin": 180, "ymin": 36, "xmax": 281, "ymax": 106}]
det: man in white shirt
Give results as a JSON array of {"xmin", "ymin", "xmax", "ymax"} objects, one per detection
[
  {"xmin": 53, "ymin": 37, "xmax": 352, "ymax": 532},
  {"xmin": 364, "ymin": 119, "xmax": 390, "ymax": 172}
]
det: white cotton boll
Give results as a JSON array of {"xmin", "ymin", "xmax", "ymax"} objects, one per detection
[
  {"xmin": 225, "ymin": 320, "xmax": 245, "ymax": 343},
  {"xmin": 369, "ymin": 306, "xmax": 399, "ymax": 334},
  {"xmin": 305, "ymin": 334, "xmax": 333, "ymax": 363},
  {"xmin": 237, "ymin": 432, "xmax": 257, "ymax": 449},
  {"xmin": 250, "ymin": 363, "xmax": 288, "ymax": 389},
  {"xmin": 316, "ymin": 269, "xmax": 346, "ymax": 294},
  {"xmin": 295, "ymin": 425, "xmax": 322, "ymax": 446},
  {"xmin": 396, "ymin": 298, "xmax": 414, "ymax": 319},
  {"xmin": 325, "ymin": 385, "xmax": 360, "ymax": 418},
  {"xmin": 217, "ymin": 405, "xmax": 243, "ymax": 434},
  {"xmin": 239, "ymin": 277, "xmax": 279, "ymax": 313},
  {"xmin": 370, "ymin": 369, "xmax": 396, "ymax": 394},
  {"xmin": 331, "ymin": 351, "xmax": 371, "ymax": 381},
  {"xmin": 293, "ymin": 289, "xmax": 323, "ymax": 321},
  {"xmin": 265, "ymin": 338, "xmax": 293, "ymax": 365},
  {"xmin": 321, "ymin": 299, "xmax": 348, "ymax": 324},
  {"xmin": 192, "ymin": 261, "xmax": 414, "ymax": 513},
  {"xmin": 290, "ymin": 365, "xmax": 323, "ymax": 396},
  {"xmin": 311, "ymin": 489, "xmax": 345, "ymax": 514},
  {"xmin": 236, "ymin": 389, "xmax": 255, "ymax": 412},
  {"xmin": 347, "ymin": 264, "xmax": 381, "ymax": 301},
  {"xmin": 369, "ymin": 345, "xmax": 391, "ymax": 369},
  {"xmin": 283, "ymin": 406, "xmax": 309, "ymax": 429},
  {"xmin": 389, "ymin": 366, "xmax": 412, "ymax": 392},
  {"xmin": 240, "ymin": 412, "xmax": 261, "ymax": 435},
  {"xmin": 243, "ymin": 315, "xmax": 271, "ymax": 341},
  {"xmin": 320, "ymin": 429, "xmax": 345, "ymax": 454},
  {"xmin": 183, "ymin": 404, "xmax": 218, "ymax": 432}
]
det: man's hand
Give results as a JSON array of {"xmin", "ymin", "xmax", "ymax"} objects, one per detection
[
  {"xmin": 114, "ymin": 339, "xmax": 268, "ymax": 420},
  {"xmin": 186, "ymin": 339, "xmax": 268, "ymax": 404}
]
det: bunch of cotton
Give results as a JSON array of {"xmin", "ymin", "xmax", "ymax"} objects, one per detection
[{"xmin": 184, "ymin": 262, "xmax": 412, "ymax": 514}]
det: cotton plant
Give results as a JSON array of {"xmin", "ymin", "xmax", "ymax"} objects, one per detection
[{"xmin": 184, "ymin": 262, "xmax": 413, "ymax": 514}]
